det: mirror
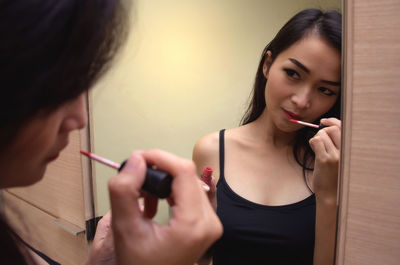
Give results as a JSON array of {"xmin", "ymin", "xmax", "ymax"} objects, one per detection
[{"xmin": 91, "ymin": 0, "xmax": 342, "ymax": 226}]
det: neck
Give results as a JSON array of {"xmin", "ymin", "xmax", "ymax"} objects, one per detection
[{"xmin": 249, "ymin": 111, "xmax": 296, "ymax": 148}]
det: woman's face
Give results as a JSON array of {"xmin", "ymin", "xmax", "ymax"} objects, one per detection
[
  {"xmin": 0, "ymin": 94, "xmax": 87, "ymax": 188},
  {"xmin": 263, "ymin": 35, "xmax": 341, "ymax": 132}
]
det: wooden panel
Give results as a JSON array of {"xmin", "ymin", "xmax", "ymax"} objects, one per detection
[
  {"xmin": 7, "ymin": 129, "xmax": 86, "ymax": 228},
  {"xmin": 3, "ymin": 192, "xmax": 88, "ymax": 265},
  {"xmin": 85, "ymin": 90, "xmax": 98, "ymax": 218},
  {"xmin": 336, "ymin": 0, "xmax": 400, "ymax": 264}
]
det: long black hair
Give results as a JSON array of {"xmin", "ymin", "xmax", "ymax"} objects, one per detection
[
  {"xmin": 0, "ymin": 0, "xmax": 128, "ymax": 150},
  {"xmin": 0, "ymin": 0, "xmax": 128, "ymax": 263},
  {"xmin": 241, "ymin": 9, "xmax": 342, "ymax": 183}
]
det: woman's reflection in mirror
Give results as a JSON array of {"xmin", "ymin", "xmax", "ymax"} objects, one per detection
[{"xmin": 194, "ymin": 8, "xmax": 342, "ymax": 265}]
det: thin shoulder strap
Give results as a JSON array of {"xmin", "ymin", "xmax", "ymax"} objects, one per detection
[{"xmin": 219, "ymin": 129, "xmax": 225, "ymax": 179}]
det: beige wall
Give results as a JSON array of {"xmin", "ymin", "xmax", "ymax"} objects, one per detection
[{"xmin": 92, "ymin": 0, "xmax": 341, "ymax": 221}]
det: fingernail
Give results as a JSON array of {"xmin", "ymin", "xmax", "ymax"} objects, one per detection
[
  {"xmin": 122, "ymin": 153, "xmax": 140, "ymax": 173},
  {"xmin": 202, "ymin": 184, "xmax": 210, "ymax": 192}
]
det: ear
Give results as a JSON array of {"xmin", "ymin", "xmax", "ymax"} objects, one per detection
[{"xmin": 262, "ymin": 50, "xmax": 273, "ymax": 79}]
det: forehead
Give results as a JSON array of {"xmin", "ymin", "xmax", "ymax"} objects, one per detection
[{"xmin": 276, "ymin": 35, "xmax": 341, "ymax": 80}]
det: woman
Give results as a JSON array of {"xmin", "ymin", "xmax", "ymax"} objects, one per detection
[
  {"xmin": 0, "ymin": 1, "xmax": 222, "ymax": 264},
  {"xmin": 193, "ymin": 9, "xmax": 341, "ymax": 265}
]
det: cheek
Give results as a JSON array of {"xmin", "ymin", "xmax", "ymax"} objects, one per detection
[
  {"xmin": 313, "ymin": 97, "xmax": 338, "ymax": 117},
  {"xmin": 0, "ymin": 137, "xmax": 49, "ymax": 187},
  {"xmin": 265, "ymin": 71, "xmax": 289, "ymax": 105},
  {"xmin": 13, "ymin": 117, "xmax": 60, "ymax": 161},
  {"xmin": 19, "ymin": 158, "xmax": 47, "ymax": 186}
]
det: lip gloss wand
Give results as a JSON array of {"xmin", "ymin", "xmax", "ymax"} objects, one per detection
[
  {"xmin": 80, "ymin": 150, "xmax": 172, "ymax": 199},
  {"xmin": 289, "ymin": 119, "xmax": 326, "ymax": 129}
]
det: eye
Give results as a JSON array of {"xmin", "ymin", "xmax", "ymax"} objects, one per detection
[
  {"xmin": 318, "ymin": 87, "xmax": 337, "ymax": 96},
  {"xmin": 284, "ymin": 68, "xmax": 300, "ymax": 80}
]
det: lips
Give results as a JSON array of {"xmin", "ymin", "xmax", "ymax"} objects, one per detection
[{"xmin": 283, "ymin": 109, "xmax": 301, "ymax": 120}]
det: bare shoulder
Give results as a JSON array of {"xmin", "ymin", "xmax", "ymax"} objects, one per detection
[
  {"xmin": 224, "ymin": 125, "xmax": 253, "ymax": 148},
  {"xmin": 192, "ymin": 126, "xmax": 250, "ymax": 183},
  {"xmin": 192, "ymin": 131, "xmax": 220, "ymax": 177},
  {"xmin": 193, "ymin": 131, "xmax": 220, "ymax": 158}
]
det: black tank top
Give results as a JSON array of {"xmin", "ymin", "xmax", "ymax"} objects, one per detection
[{"xmin": 213, "ymin": 129, "xmax": 316, "ymax": 265}]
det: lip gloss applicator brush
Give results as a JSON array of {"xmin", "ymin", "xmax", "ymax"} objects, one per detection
[
  {"xmin": 289, "ymin": 119, "xmax": 326, "ymax": 129},
  {"xmin": 80, "ymin": 150, "xmax": 172, "ymax": 198}
]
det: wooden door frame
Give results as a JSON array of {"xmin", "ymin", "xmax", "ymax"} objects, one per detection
[{"xmin": 336, "ymin": 0, "xmax": 400, "ymax": 264}]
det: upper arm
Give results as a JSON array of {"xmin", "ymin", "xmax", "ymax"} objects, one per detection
[{"xmin": 192, "ymin": 132, "xmax": 220, "ymax": 183}]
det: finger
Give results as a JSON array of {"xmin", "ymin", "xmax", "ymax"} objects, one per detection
[
  {"xmin": 93, "ymin": 211, "xmax": 112, "ymax": 240},
  {"xmin": 206, "ymin": 177, "xmax": 217, "ymax": 208},
  {"xmin": 108, "ymin": 151, "xmax": 147, "ymax": 234},
  {"xmin": 101, "ymin": 212, "xmax": 114, "ymax": 245},
  {"xmin": 198, "ymin": 178, "xmax": 210, "ymax": 192},
  {"xmin": 138, "ymin": 199, "xmax": 144, "ymax": 213},
  {"xmin": 143, "ymin": 193, "xmax": 158, "ymax": 219},
  {"xmin": 309, "ymin": 135, "xmax": 327, "ymax": 157},
  {"xmin": 166, "ymin": 196, "xmax": 175, "ymax": 207},
  {"xmin": 320, "ymin": 118, "xmax": 341, "ymax": 128},
  {"xmin": 209, "ymin": 177, "xmax": 217, "ymax": 193},
  {"xmin": 99, "ymin": 211, "xmax": 112, "ymax": 228},
  {"xmin": 318, "ymin": 129, "xmax": 338, "ymax": 156},
  {"xmin": 141, "ymin": 149, "xmax": 205, "ymax": 216},
  {"xmin": 208, "ymin": 177, "xmax": 217, "ymax": 198},
  {"xmin": 323, "ymin": 125, "xmax": 341, "ymax": 149},
  {"xmin": 311, "ymin": 130, "xmax": 339, "ymax": 162}
]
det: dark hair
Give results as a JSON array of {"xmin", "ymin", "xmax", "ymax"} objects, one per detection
[
  {"xmin": 241, "ymin": 9, "xmax": 342, "ymax": 185},
  {"xmin": 0, "ymin": 0, "xmax": 128, "ymax": 150},
  {"xmin": 0, "ymin": 0, "xmax": 128, "ymax": 263}
]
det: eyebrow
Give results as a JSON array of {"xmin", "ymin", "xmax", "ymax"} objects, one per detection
[
  {"xmin": 289, "ymin": 58, "xmax": 341, "ymax": 86},
  {"xmin": 289, "ymin": 58, "xmax": 310, "ymax": 73}
]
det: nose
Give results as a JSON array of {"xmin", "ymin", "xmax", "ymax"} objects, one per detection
[
  {"xmin": 291, "ymin": 86, "xmax": 311, "ymax": 110},
  {"xmin": 60, "ymin": 94, "xmax": 88, "ymax": 133}
]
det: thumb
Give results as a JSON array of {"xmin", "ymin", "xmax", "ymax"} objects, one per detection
[
  {"xmin": 95, "ymin": 211, "xmax": 112, "ymax": 239},
  {"xmin": 209, "ymin": 177, "xmax": 217, "ymax": 194},
  {"xmin": 108, "ymin": 151, "xmax": 147, "ymax": 234}
]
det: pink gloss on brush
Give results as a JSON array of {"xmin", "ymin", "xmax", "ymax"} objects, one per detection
[
  {"xmin": 201, "ymin": 166, "xmax": 213, "ymax": 187},
  {"xmin": 289, "ymin": 119, "xmax": 325, "ymax": 129},
  {"xmin": 80, "ymin": 150, "xmax": 121, "ymax": 169}
]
